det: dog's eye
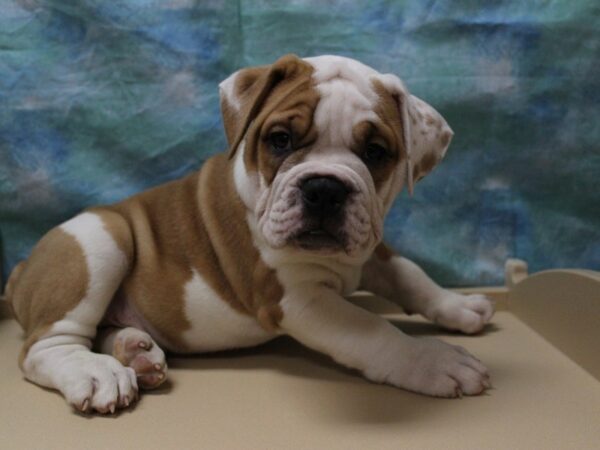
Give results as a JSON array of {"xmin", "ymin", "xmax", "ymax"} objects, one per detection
[
  {"xmin": 269, "ymin": 131, "xmax": 292, "ymax": 154},
  {"xmin": 362, "ymin": 143, "xmax": 389, "ymax": 165}
]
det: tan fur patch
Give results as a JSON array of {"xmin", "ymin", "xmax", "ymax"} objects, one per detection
[
  {"xmin": 254, "ymin": 83, "xmax": 320, "ymax": 184},
  {"xmin": 220, "ymin": 95, "xmax": 238, "ymax": 146},
  {"xmin": 221, "ymin": 55, "xmax": 319, "ymax": 184},
  {"xmin": 368, "ymin": 79, "xmax": 407, "ymax": 190},
  {"xmin": 374, "ymin": 242, "xmax": 396, "ymax": 261},
  {"xmin": 412, "ymin": 151, "xmax": 439, "ymax": 183},
  {"xmin": 440, "ymin": 130, "xmax": 452, "ymax": 147},
  {"xmin": 9, "ymin": 149, "xmax": 285, "ymax": 358},
  {"xmin": 277, "ymin": 146, "xmax": 313, "ymax": 174},
  {"xmin": 222, "ymin": 55, "xmax": 316, "ymax": 163},
  {"xmin": 101, "ymin": 153, "xmax": 285, "ymax": 352},
  {"xmin": 103, "ymin": 174, "xmax": 207, "ymax": 351},
  {"xmin": 6, "ymin": 228, "xmax": 90, "ymax": 366},
  {"xmin": 372, "ymin": 79, "xmax": 450, "ymax": 186},
  {"xmin": 198, "ymin": 154, "xmax": 285, "ymax": 328},
  {"xmin": 253, "ymin": 260, "xmax": 284, "ymax": 331}
]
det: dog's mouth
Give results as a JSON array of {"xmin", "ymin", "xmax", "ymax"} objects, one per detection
[{"xmin": 293, "ymin": 227, "xmax": 345, "ymax": 251}]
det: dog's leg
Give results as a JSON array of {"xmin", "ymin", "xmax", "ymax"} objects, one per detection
[
  {"xmin": 360, "ymin": 243, "xmax": 494, "ymax": 334},
  {"xmin": 10, "ymin": 211, "xmax": 138, "ymax": 413},
  {"xmin": 96, "ymin": 327, "xmax": 167, "ymax": 390},
  {"xmin": 280, "ymin": 284, "xmax": 490, "ymax": 397}
]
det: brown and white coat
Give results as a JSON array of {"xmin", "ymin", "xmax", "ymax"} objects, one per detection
[{"xmin": 5, "ymin": 55, "xmax": 493, "ymax": 414}]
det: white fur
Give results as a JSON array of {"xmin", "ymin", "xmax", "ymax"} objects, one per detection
[
  {"xmin": 181, "ymin": 269, "xmax": 274, "ymax": 352},
  {"xmin": 234, "ymin": 141, "xmax": 262, "ymax": 211},
  {"xmin": 60, "ymin": 213, "xmax": 129, "ymax": 329},
  {"xmin": 279, "ymin": 283, "xmax": 490, "ymax": 397},
  {"xmin": 256, "ymin": 160, "xmax": 379, "ymax": 258},
  {"xmin": 22, "ymin": 212, "xmax": 136, "ymax": 413},
  {"xmin": 305, "ymin": 56, "xmax": 379, "ymax": 148},
  {"xmin": 304, "ymin": 55, "xmax": 379, "ymax": 97},
  {"xmin": 218, "ymin": 71, "xmax": 242, "ymax": 112}
]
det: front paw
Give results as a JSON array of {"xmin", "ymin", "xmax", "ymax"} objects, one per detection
[
  {"xmin": 426, "ymin": 293, "xmax": 494, "ymax": 334},
  {"xmin": 380, "ymin": 337, "xmax": 491, "ymax": 398}
]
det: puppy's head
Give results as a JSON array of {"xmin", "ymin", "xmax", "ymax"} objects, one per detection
[{"xmin": 220, "ymin": 54, "xmax": 452, "ymax": 261}]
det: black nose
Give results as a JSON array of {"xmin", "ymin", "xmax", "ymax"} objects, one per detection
[{"xmin": 300, "ymin": 176, "xmax": 349, "ymax": 216}]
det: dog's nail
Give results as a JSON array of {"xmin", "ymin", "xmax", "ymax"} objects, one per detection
[
  {"xmin": 157, "ymin": 373, "xmax": 165, "ymax": 380},
  {"xmin": 82, "ymin": 399, "xmax": 89, "ymax": 412},
  {"xmin": 138, "ymin": 342, "xmax": 147, "ymax": 349},
  {"xmin": 123, "ymin": 396, "xmax": 130, "ymax": 407},
  {"xmin": 154, "ymin": 363, "xmax": 162, "ymax": 371},
  {"xmin": 109, "ymin": 403, "xmax": 116, "ymax": 414}
]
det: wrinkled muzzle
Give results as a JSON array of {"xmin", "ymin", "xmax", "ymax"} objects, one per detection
[{"xmin": 256, "ymin": 162, "xmax": 383, "ymax": 257}]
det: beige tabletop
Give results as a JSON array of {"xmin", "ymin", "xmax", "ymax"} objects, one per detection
[{"xmin": 1, "ymin": 307, "xmax": 599, "ymax": 450}]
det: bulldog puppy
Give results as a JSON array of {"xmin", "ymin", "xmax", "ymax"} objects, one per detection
[{"xmin": 5, "ymin": 54, "xmax": 494, "ymax": 414}]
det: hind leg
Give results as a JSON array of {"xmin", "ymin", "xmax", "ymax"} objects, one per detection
[
  {"xmin": 13, "ymin": 211, "xmax": 138, "ymax": 413},
  {"xmin": 96, "ymin": 327, "xmax": 168, "ymax": 389}
]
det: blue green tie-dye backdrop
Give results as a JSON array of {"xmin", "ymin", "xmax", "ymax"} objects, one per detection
[{"xmin": 1, "ymin": 0, "xmax": 599, "ymax": 287}]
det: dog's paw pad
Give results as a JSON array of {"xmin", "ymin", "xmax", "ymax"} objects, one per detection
[
  {"xmin": 113, "ymin": 329, "xmax": 168, "ymax": 390},
  {"xmin": 128, "ymin": 354, "xmax": 167, "ymax": 390}
]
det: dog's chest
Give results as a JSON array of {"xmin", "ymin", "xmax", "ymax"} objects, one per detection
[{"xmin": 177, "ymin": 269, "xmax": 275, "ymax": 352}]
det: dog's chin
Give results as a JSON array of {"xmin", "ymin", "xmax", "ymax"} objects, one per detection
[{"xmin": 293, "ymin": 229, "xmax": 345, "ymax": 253}]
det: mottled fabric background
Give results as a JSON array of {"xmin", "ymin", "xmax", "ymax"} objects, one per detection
[{"xmin": 1, "ymin": 0, "xmax": 599, "ymax": 287}]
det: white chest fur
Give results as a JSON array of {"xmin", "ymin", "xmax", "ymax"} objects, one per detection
[{"xmin": 181, "ymin": 269, "xmax": 275, "ymax": 352}]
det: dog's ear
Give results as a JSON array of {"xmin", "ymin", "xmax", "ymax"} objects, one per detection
[
  {"xmin": 376, "ymin": 74, "xmax": 454, "ymax": 195},
  {"xmin": 219, "ymin": 54, "xmax": 306, "ymax": 159}
]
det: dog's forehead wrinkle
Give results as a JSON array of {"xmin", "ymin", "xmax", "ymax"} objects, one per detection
[
  {"xmin": 305, "ymin": 55, "xmax": 379, "ymax": 83},
  {"xmin": 316, "ymin": 77, "xmax": 378, "ymax": 106},
  {"xmin": 312, "ymin": 77, "xmax": 379, "ymax": 149}
]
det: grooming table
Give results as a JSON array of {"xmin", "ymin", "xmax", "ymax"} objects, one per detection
[{"xmin": 1, "ymin": 261, "xmax": 598, "ymax": 449}]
